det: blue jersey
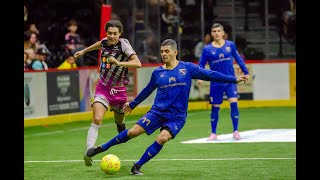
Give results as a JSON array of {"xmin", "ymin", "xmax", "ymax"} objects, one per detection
[
  {"xmin": 199, "ymin": 40, "xmax": 249, "ymax": 86},
  {"xmin": 129, "ymin": 61, "xmax": 237, "ymax": 116}
]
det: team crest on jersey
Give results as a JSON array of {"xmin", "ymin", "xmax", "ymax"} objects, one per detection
[
  {"xmin": 179, "ymin": 69, "xmax": 186, "ymax": 75},
  {"xmin": 212, "ymin": 51, "xmax": 216, "ymax": 55},
  {"xmin": 219, "ymin": 53, "xmax": 224, "ymax": 59},
  {"xmin": 226, "ymin": 47, "xmax": 231, "ymax": 52},
  {"xmin": 169, "ymin": 76, "xmax": 176, "ymax": 83}
]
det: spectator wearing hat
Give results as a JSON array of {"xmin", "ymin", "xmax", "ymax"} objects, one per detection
[{"xmin": 32, "ymin": 47, "xmax": 50, "ymax": 70}]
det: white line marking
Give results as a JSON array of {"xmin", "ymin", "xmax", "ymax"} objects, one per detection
[
  {"xmin": 24, "ymin": 157, "xmax": 296, "ymax": 163},
  {"xmin": 182, "ymin": 129, "xmax": 296, "ymax": 144}
]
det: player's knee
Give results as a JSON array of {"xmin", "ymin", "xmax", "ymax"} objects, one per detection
[
  {"xmin": 127, "ymin": 126, "xmax": 144, "ymax": 138},
  {"xmin": 92, "ymin": 115, "xmax": 103, "ymax": 125},
  {"xmin": 212, "ymin": 104, "xmax": 221, "ymax": 107},
  {"xmin": 156, "ymin": 134, "xmax": 171, "ymax": 144}
]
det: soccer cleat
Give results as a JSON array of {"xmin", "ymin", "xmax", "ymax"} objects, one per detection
[
  {"xmin": 207, "ymin": 133, "xmax": 217, "ymax": 140},
  {"xmin": 83, "ymin": 153, "xmax": 93, "ymax": 166},
  {"xmin": 130, "ymin": 163, "xmax": 143, "ymax": 175},
  {"xmin": 116, "ymin": 122, "xmax": 126, "ymax": 133},
  {"xmin": 233, "ymin": 131, "xmax": 241, "ymax": 140},
  {"xmin": 86, "ymin": 145, "xmax": 104, "ymax": 157}
]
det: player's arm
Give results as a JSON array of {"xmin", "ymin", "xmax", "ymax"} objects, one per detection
[
  {"xmin": 231, "ymin": 42, "xmax": 249, "ymax": 78},
  {"xmin": 198, "ymin": 47, "xmax": 208, "ymax": 69},
  {"xmin": 128, "ymin": 71, "xmax": 158, "ymax": 109},
  {"xmin": 188, "ymin": 62, "xmax": 245, "ymax": 84},
  {"xmin": 108, "ymin": 54, "xmax": 142, "ymax": 68},
  {"xmin": 74, "ymin": 41, "xmax": 101, "ymax": 58},
  {"xmin": 197, "ymin": 48, "xmax": 208, "ymax": 85}
]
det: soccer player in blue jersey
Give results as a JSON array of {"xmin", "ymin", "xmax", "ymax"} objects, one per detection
[
  {"xmin": 197, "ymin": 23, "xmax": 250, "ymax": 141},
  {"xmin": 85, "ymin": 39, "xmax": 247, "ymax": 175}
]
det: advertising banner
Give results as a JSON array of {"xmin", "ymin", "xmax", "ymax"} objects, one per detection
[
  {"xmin": 127, "ymin": 68, "xmax": 137, "ymax": 102},
  {"xmin": 24, "ymin": 72, "xmax": 48, "ymax": 118},
  {"xmin": 289, "ymin": 63, "xmax": 296, "ymax": 99},
  {"xmin": 46, "ymin": 70, "xmax": 80, "ymax": 115},
  {"xmin": 79, "ymin": 69, "xmax": 99, "ymax": 112}
]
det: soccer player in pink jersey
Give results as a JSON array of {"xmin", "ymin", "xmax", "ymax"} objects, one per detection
[{"xmin": 74, "ymin": 20, "xmax": 142, "ymax": 167}]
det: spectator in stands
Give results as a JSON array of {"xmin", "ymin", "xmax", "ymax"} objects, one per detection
[
  {"xmin": 161, "ymin": 2, "xmax": 184, "ymax": 40},
  {"xmin": 24, "ymin": 32, "xmax": 39, "ymax": 52},
  {"xmin": 136, "ymin": 31, "xmax": 159, "ymax": 63},
  {"xmin": 57, "ymin": 52, "xmax": 78, "ymax": 69},
  {"xmin": 24, "ymin": 23, "xmax": 40, "ymax": 41},
  {"xmin": 24, "ymin": 48, "xmax": 40, "ymax": 70},
  {"xmin": 65, "ymin": 19, "xmax": 86, "ymax": 66},
  {"xmin": 194, "ymin": 33, "xmax": 212, "ymax": 59},
  {"xmin": 282, "ymin": 0, "xmax": 296, "ymax": 38},
  {"xmin": 31, "ymin": 47, "xmax": 50, "ymax": 70},
  {"xmin": 24, "ymin": 52, "xmax": 30, "ymax": 71}
]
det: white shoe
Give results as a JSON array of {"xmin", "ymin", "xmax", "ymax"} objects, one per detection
[
  {"xmin": 207, "ymin": 133, "xmax": 217, "ymax": 141},
  {"xmin": 233, "ymin": 131, "xmax": 241, "ymax": 140}
]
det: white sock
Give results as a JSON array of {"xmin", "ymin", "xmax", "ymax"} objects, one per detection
[{"xmin": 86, "ymin": 123, "xmax": 100, "ymax": 150}]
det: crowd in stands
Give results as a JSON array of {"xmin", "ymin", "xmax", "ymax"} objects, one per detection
[{"xmin": 24, "ymin": 0, "xmax": 295, "ymax": 71}]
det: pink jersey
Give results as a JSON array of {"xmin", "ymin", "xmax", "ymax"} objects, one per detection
[{"xmin": 99, "ymin": 38, "xmax": 136, "ymax": 87}]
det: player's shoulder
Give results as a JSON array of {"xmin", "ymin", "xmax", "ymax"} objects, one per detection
[
  {"xmin": 179, "ymin": 61, "xmax": 197, "ymax": 69},
  {"xmin": 119, "ymin": 38, "xmax": 132, "ymax": 45},
  {"xmin": 101, "ymin": 37, "xmax": 108, "ymax": 46},
  {"xmin": 225, "ymin": 40, "xmax": 235, "ymax": 46},
  {"xmin": 203, "ymin": 43, "xmax": 212, "ymax": 50}
]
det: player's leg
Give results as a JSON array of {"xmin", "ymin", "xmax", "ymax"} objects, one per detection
[
  {"xmin": 208, "ymin": 86, "xmax": 224, "ymax": 140},
  {"xmin": 109, "ymin": 87, "xmax": 127, "ymax": 133},
  {"xmin": 86, "ymin": 124, "xmax": 146, "ymax": 158},
  {"xmin": 226, "ymin": 83, "xmax": 240, "ymax": 140},
  {"xmin": 84, "ymin": 99, "xmax": 108, "ymax": 166},
  {"xmin": 131, "ymin": 115, "xmax": 185, "ymax": 175},
  {"xmin": 87, "ymin": 109, "xmax": 163, "ymax": 159},
  {"xmin": 113, "ymin": 110, "xmax": 126, "ymax": 133}
]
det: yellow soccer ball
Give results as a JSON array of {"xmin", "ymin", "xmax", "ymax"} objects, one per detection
[{"xmin": 100, "ymin": 154, "xmax": 121, "ymax": 175}]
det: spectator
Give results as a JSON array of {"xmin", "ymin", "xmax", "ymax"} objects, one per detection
[
  {"xmin": 32, "ymin": 47, "xmax": 50, "ymax": 70},
  {"xmin": 24, "ymin": 32, "xmax": 39, "ymax": 52},
  {"xmin": 194, "ymin": 33, "xmax": 212, "ymax": 59},
  {"xmin": 24, "ymin": 23, "xmax": 40, "ymax": 41},
  {"xmin": 24, "ymin": 48, "xmax": 41, "ymax": 70},
  {"xmin": 65, "ymin": 19, "xmax": 86, "ymax": 66},
  {"xmin": 24, "ymin": 52, "xmax": 30, "ymax": 71},
  {"xmin": 136, "ymin": 31, "xmax": 160, "ymax": 63},
  {"xmin": 57, "ymin": 52, "xmax": 78, "ymax": 69},
  {"xmin": 161, "ymin": 2, "xmax": 184, "ymax": 40}
]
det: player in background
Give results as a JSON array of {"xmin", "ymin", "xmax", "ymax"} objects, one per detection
[
  {"xmin": 74, "ymin": 20, "xmax": 142, "ymax": 167},
  {"xmin": 84, "ymin": 39, "xmax": 247, "ymax": 175},
  {"xmin": 197, "ymin": 23, "xmax": 249, "ymax": 141}
]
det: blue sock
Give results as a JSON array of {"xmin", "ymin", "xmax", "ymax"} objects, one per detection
[
  {"xmin": 211, "ymin": 106, "xmax": 220, "ymax": 133},
  {"xmin": 136, "ymin": 141, "xmax": 163, "ymax": 167},
  {"xmin": 230, "ymin": 102, "xmax": 239, "ymax": 131},
  {"xmin": 101, "ymin": 129, "xmax": 131, "ymax": 151}
]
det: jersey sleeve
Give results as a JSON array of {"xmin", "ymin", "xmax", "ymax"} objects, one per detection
[
  {"xmin": 198, "ymin": 47, "xmax": 208, "ymax": 69},
  {"xmin": 120, "ymin": 38, "xmax": 136, "ymax": 58},
  {"xmin": 231, "ymin": 41, "xmax": 249, "ymax": 75},
  {"xmin": 188, "ymin": 62, "xmax": 237, "ymax": 83},
  {"xmin": 129, "ymin": 70, "xmax": 158, "ymax": 109}
]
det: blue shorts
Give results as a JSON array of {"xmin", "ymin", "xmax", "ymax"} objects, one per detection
[
  {"xmin": 136, "ymin": 108, "xmax": 186, "ymax": 139},
  {"xmin": 210, "ymin": 83, "xmax": 238, "ymax": 104}
]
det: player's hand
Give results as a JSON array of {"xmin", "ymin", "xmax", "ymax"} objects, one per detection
[
  {"xmin": 197, "ymin": 80, "xmax": 203, "ymax": 86},
  {"xmin": 236, "ymin": 75, "xmax": 247, "ymax": 84},
  {"xmin": 108, "ymin": 56, "xmax": 121, "ymax": 66},
  {"xmin": 74, "ymin": 50, "xmax": 85, "ymax": 58},
  {"xmin": 244, "ymin": 74, "xmax": 250, "ymax": 81},
  {"xmin": 123, "ymin": 102, "xmax": 132, "ymax": 115}
]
